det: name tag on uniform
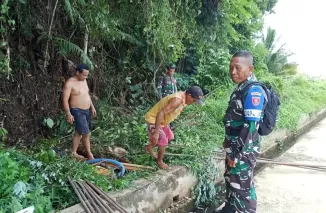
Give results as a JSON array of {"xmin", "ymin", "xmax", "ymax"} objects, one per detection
[{"xmin": 244, "ymin": 109, "xmax": 262, "ymax": 118}]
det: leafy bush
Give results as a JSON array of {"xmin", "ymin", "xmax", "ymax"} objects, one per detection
[{"xmin": 0, "ymin": 149, "xmax": 110, "ymax": 213}]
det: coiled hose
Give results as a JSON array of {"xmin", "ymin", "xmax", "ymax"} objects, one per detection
[{"xmin": 86, "ymin": 158, "xmax": 126, "ymax": 178}]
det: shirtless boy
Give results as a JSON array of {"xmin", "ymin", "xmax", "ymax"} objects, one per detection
[
  {"xmin": 62, "ymin": 64, "xmax": 96, "ymax": 160},
  {"xmin": 144, "ymin": 86, "xmax": 203, "ymax": 169}
]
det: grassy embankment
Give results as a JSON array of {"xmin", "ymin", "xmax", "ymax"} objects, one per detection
[{"xmin": 1, "ymin": 74, "xmax": 326, "ymax": 212}]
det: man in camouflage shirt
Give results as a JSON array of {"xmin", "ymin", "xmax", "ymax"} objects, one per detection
[
  {"xmin": 157, "ymin": 63, "xmax": 178, "ymax": 100},
  {"xmin": 157, "ymin": 64, "xmax": 178, "ymax": 129},
  {"xmin": 215, "ymin": 51, "xmax": 265, "ymax": 213}
]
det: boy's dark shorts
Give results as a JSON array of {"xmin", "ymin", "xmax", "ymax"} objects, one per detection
[{"xmin": 70, "ymin": 108, "xmax": 91, "ymax": 135}]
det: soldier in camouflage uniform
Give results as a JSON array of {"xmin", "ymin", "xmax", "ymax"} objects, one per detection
[
  {"xmin": 157, "ymin": 63, "xmax": 178, "ymax": 99},
  {"xmin": 157, "ymin": 63, "xmax": 178, "ymax": 129},
  {"xmin": 214, "ymin": 51, "xmax": 265, "ymax": 213}
]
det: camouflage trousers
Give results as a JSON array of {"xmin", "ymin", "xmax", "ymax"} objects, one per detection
[{"xmin": 222, "ymin": 157, "xmax": 257, "ymax": 213}]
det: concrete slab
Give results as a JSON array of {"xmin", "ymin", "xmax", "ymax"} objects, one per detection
[
  {"xmin": 255, "ymin": 118, "xmax": 326, "ymax": 213},
  {"xmin": 61, "ymin": 166, "xmax": 197, "ymax": 213}
]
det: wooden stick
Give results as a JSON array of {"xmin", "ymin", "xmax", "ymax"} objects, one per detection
[
  {"xmin": 165, "ymin": 153, "xmax": 195, "ymax": 157},
  {"xmin": 89, "ymin": 161, "xmax": 106, "ymax": 166},
  {"xmin": 121, "ymin": 163, "xmax": 154, "ymax": 170}
]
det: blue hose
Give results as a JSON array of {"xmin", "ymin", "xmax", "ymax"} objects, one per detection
[{"xmin": 86, "ymin": 158, "xmax": 126, "ymax": 177}]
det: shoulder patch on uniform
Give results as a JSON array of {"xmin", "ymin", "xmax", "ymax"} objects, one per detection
[
  {"xmin": 251, "ymin": 91, "xmax": 261, "ymax": 96},
  {"xmin": 244, "ymin": 85, "xmax": 265, "ymax": 121},
  {"xmin": 252, "ymin": 96, "xmax": 261, "ymax": 106}
]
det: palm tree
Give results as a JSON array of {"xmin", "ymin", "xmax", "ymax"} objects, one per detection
[{"xmin": 263, "ymin": 27, "xmax": 296, "ymax": 74}]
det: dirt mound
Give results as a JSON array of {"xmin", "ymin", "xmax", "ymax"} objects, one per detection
[{"xmin": 0, "ymin": 58, "xmax": 78, "ymax": 146}]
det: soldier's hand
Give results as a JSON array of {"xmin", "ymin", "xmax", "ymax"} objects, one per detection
[
  {"xmin": 228, "ymin": 160, "xmax": 236, "ymax": 168},
  {"xmin": 226, "ymin": 155, "xmax": 236, "ymax": 168}
]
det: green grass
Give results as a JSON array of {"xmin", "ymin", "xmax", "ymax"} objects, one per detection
[
  {"xmin": 277, "ymin": 77, "xmax": 326, "ymax": 129},
  {"xmin": 0, "ymin": 148, "xmax": 151, "ymax": 213},
  {"xmin": 258, "ymin": 73, "xmax": 326, "ymax": 129}
]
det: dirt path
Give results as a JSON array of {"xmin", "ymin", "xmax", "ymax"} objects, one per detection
[{"xmin": 255, "ymin": 118, "xmax": 326, "ymax": 213}]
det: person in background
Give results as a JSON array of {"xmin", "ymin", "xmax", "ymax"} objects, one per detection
[
  {"xmin": 62, "ymin": 63, "xmax": 97, "ymax": 160},
  {"xmin": 157, "ymin": 63, "xmax": 178, "ymax": 99},
  {"xmin": 157, "ymin": 63, "xmax": 178, "ymax": 129},
  {"xmin": 214, "ymin": 51, "xmax": 265, "ymax": 213},
  {"xmin": 144, "ymin": 86, "xmax": 203, "ymax": 169}
]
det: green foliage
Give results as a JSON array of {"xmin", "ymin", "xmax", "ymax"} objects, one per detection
[
  {"xmin": 0, "ymin": 127, "xmax": 8, "ymax": 142},
  {"xmin": 91, "ymin": 103, "xmax": 148, "ymax": 155},
  {"xmin": 219, "ymin": 0, "xmax": 264, "ymax": 52},
  {"xmin": 262, "ymin": 27, "xmax": 297, "ymax": 75},
  {"xmin": 276, "ymin": 76, "xmax": 326, "ymax": 129},
  {"xmin": 0, "ymin": 150, "xmax": 52, "ymax": 213},
  {"xmin": 194, "ymin": 49, "xmax": 232, "ymax": 91},
  {"xmin": 251, "ymin": 43, "xmax": 269, "ymax": 74},
  {"xmin": 256, "ymin": 0, "xmax": 278, "ymax": 14},
  {"xmin": 0, "ymin": 0, "xmax": 15, "ymax": 79},
  {"xmin": 42, "ymin": 118, "xmax": 54, "ymax": 129},
  {"xmin": 257, "ymin": 73, "xmax": 326, "ymax": 130},
  {"xmin": 54, "ymin": 37, "xmax": 94, "ymax": 70},
  {"xmin": 0, "ymin": 149, "xmax": 113, "ymax": 212},
  {"xmin": 279, "ymin": 62, "xmax": 298, "ymax": 76},
  {"xmin": 3, "ymin": 0, "xmax": 278, "ymax": 103}
]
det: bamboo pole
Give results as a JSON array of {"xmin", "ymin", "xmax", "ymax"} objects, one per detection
[
  {"xmin": 68, "ymin": 177, "xmax": 93, "ymax": 213},
  {"xmin": 81, "ymin": 181, "xmax": 114, "ymax": 213},
  {"xmin": 77, "ymin": 181, "xmax": 107, "ymax": 213},
  {"xmin": 86, "ymin": 181, "xmax": 129, "ymax": 213},
  {"xmin": 214, "ymin": 157, "xmax": 326, "ymax": 169},
  {"xmin": 255, "ymin": 157, "xmax": 326, "ymax": 171},
  {"xmin": 164, "ymin": 152, "xmax": 326, "ymax": 170},
  {"xmin": 73, "ymin": 181, "xmax": 97, "ymax": 213}
]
